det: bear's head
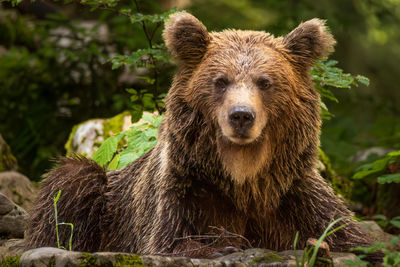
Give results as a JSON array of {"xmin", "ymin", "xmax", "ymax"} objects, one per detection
[{"xmin": 163, "ymin": 12, "xmax": 335, "ymax": 185}]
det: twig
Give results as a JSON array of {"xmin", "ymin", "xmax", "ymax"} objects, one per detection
[{"xmin": 154, "ymin": 227, "xmax": 253, "ymax": 257}]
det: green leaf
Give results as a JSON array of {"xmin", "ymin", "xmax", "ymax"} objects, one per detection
[
  {"xmin": 92, "ymin": 135, "xmax": 119, "ymax": 167},
  {"xmin": 377, "ymin": 173, "xmax": 400, "ymax": 184},
  {"xmin": 54, "ymin": 190, "xmax": 62, "ymax": 203},
  {"xmin": 142, "ymin": 93, "xmax": 156, "ymax": 109},
  {"xmin": 129, "ymin": 9, "xmax": 178, "ymax": 24},
  {"xmin": 390, "ymin": 220, "xmax": 400, "ymax": 229},
  {"xmin": 388, "ymin": 150, "xmax": 400, "ymax": 157},
  {"xmin": 355, "ymin": 162, "xmax": 374, "ymax": 172},
  {"xmin": 372, "ymin": 214, "xmax": 388, "ymax": 221},
  {"xmin": 353, "ymin": 168, "xmax": 384, "ymax": 179},
  {"xmin": 117, "ymin": 151, "xmax": 138, "ymax": 169},
  {"xmin": 353, "ymin": 157, "xmax": 390, "ymax": 179},
  {"xmin": 390, "ymin": 236, "xmax": 400, "ymax": 246},
  {"xmin": 153, "ymin": 115, "xmax": 164, "ymax": 128},
  {"xmin": 126, "ymin": 88, "xmax": 138, "ymax": 95},
  {"xmin": 389, "ymin": 218, "xmax": 400, "ymax": 228},
  {"xmin": 127, "ymin": 131, "xmax": 147, "ymax": 147},
  {"xmin": 369, "ymin": 157, "xmax": 389, "ymax": 170},
  {"xmin": 137, "ymin": 75, "xmax": 155, "ymax": 84},
  {"xmin": 130, "ymin": 104, "xmax": 143, "ymax": 123},
  {"xmin": 355, "ymin": 75, "xmax": 370, "ymax": 86},
  {"xmin": 107, "ymin": 153, "xmax": 120, "ymax": 170},
  {"xmin": 383, "ymin": 252, "xmax": 400, "ymax": 266}
]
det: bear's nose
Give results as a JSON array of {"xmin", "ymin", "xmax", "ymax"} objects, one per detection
[{"xmin": 228, "ymin": 106, "xmax": 255, "ymax": 132}]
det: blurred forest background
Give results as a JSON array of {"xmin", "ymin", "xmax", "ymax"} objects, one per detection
[{"xmin": 0, "ymin": 0, "xmax": 399, "ymax": 222}]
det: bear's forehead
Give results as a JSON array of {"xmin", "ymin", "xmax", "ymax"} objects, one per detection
[
  {"xmin": 209, "ymin": 30, "xmax": 279, "ymax": 51},
  {"xmin": 205, "ymin": 30, "xmax": 286, "ymax": 74}
]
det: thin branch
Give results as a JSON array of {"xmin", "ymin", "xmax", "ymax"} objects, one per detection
[
  {"xmin": 100, "ymin": 0, "xmax": 164, "ymax": 114},
  {"xmin": 154, "ymin": 227, "xmax": 253, "ymax": 257}
]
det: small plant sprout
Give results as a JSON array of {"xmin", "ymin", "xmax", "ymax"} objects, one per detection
[
  {"xmin": 294, "ymin": 217, "xmax": 348, "ymax": 267},
  {"xmin": 53, "ymin": 190, "xmax": 74, "ymax": 251}
]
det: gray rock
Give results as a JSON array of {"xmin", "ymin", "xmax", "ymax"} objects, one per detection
[
  {"xmin": 0, "ymin": 171, "xmax": 38, "ymax": 211},
  {"xmin": 331, "ymin": 252, "xmax": 358, "ymax": 266},
  {"xmin": 357, "ymin": 220, "xmax": 399, "ymax": 249},
  {"xmin": 19, "ymin": 247, "xmax": 82, "ymax": 267},
  {"xmin": 142, "ymin": 255, "xmax": 195, "ymax": 266},
  {"xmin": 0, "ymin": 193, "xmax": 14, "ymax": 215},
  {"xmin": 349, "ymin": 147, "xmax": 395, "ymax": 162},
  {"xmin": 358, "ymin": 220, "xmax": 383, "ymax": 233},
  {"xmin": 0, "ymin": 193, "xmax": 27, "ymax": 238},
  {"xmin": 0, "ymin": 239, "xmax": 25, "ymax": 260},
  {"xmin": 17, "ymin": 247, "xmax": 361, "ymax": 267}
]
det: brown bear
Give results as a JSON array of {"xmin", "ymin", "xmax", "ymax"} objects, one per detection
[{"xmin": 26, "ymin": 12, "xmax": 374, "ymax": 259}]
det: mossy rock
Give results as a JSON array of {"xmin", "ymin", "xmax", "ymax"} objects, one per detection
[
  {"xmin": 114, "ymin": 254, "xmax": 144, "ymax": 267},
  {"xmin": 79, "ymin": 252, "xmax": 145, "ymax": 267},
  {"xmin": 0, "ymin": 255, "xmax": 21, "ymax": 267},
  {"xmin": 249, "ymin": 253, "xmax": 283, "ymax": 266},
  {"xmin": 0, "ymin": 134, "xmax": 18, "ymax": 172}
]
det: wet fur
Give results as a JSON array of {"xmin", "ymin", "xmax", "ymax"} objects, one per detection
[{"xmin": 27, "ymin": 12, "xmax": 374, "ymax": 259}]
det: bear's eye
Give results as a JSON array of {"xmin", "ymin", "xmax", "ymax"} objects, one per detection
[
  {"xmin": 214, "ymin": 76, "xmax": 229, "ymax": 90},
  {"xmin": 256, "ymin": 77, "xmax": 271, "ymax": 90}
]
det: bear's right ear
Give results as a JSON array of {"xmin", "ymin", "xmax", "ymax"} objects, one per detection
[{"xmin": 163, "ymin": 12, "xmax": 210, "ymax": 66}]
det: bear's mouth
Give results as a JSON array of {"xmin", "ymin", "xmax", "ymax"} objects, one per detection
[{"xmin": 226, "ymin": 133, "xmax": 255, "ymax": 145}]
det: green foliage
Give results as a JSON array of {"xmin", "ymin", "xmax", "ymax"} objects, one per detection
[
  {"xmin": 0, "ymin": 255, "xmax": 21, "ymax": 267},
  {"xmin": 372, "ymin": 214, "xmax": 400, "ymax": 230},
  {"xmin": 93, "ymin": 113, "xmax": 162, "ymax": 169},
  {"xmin": 108, "ymin": 45, "xmax": 170, "ymax": 70},
  {"xmin": 0, "ymin": 0, "xmax": 175, "ymax": 180},
  {"xmin": 345, "ymin": 218, "xmax": 400, "ymax": 266},
  {"xmin": 248, "ymin": 253, "xmax": 283, "ymax": 266},
  {"xmin": 312, "ymin": 59, "xmax": 369, "ymax": 120},
  {"xmin": 92, "ymin": 135, "xmax": 122, "ymax": 167},
  {"xmin": 84, "ymin": 0, "xmax": 179, "ymax": 121},
  {"xmin": 353, "ymin": 151, "xmax": 400, "ymax": 183},
  {"xmin": 293, "ymin": 217, "xmax": 347, "ymax": 267},
  {"xmin": 53, "ymin": 190, "xmax": 74, "ymax": 251},
  {"xmin": 126, "ymin": 88, "xmax": 166, "ymax": 123},
  {"xmin": 126, "ymin": 9, "xmax": 179, "ymax": 24}
]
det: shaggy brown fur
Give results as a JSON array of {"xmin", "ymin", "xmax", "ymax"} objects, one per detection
[{"xmin": 27, "ymin": 12, "xmax": 375, "ymax": 260}]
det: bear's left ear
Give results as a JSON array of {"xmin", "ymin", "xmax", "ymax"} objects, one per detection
[
  {"xmin": 163, "ymin": 12, "xmax": 210, "ymax": 66},
  {"xmin": 283, "ymin": 19, "xmax": 336, "ymax": 69}
]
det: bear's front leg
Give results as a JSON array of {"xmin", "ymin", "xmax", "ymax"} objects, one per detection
[
  {"xmin": 144, "ymin": 194, "xmax": 196, "ymax": 255},
  {"xmin": 256, "ymin": 171, "xmax": 382, "ymax": 264},
  {"xmin": 143, "ymin": 191, "xmax": 246, "ymax": 258},
  {"xmin": 262, "ymin": 172, "xmax": 371, "ymax": 252}
]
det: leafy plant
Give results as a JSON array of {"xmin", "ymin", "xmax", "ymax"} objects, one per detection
[
  {"xmin": 87, "ymin": 0, "xmax": 178, "ymax": 121},
  {"xmin": 293, "ymin": 217, "xmax": 348, "ymax": 267},
  {"xmin": 345, "ymin": 218, "xmax": 400, "ymax": 267},
  {"xmin": 312, "ymin": 59, "xmax": 369, "ymax": 120},
  {"xmin": 372, "ymin": 214, "xmax": 400, "ymax": 230},
  {"xmin": 353, "ymin": 150, "xmax": 400, "ymax": 183},
  {"xmin": 0, "ymin": 0, "xmax": 176, "ymax": 180},
  {"xmin": 54, "ymin": 190, "xmax": 74, "ymax": 251},
  {"xmin": 93, "ymin": 113, "xmax": 162, "ymax": 169}
]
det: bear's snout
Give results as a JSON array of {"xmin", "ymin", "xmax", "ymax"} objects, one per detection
[{"xmin": 228, "ymin": 106, "xmax": 255, "ymax": 136}]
